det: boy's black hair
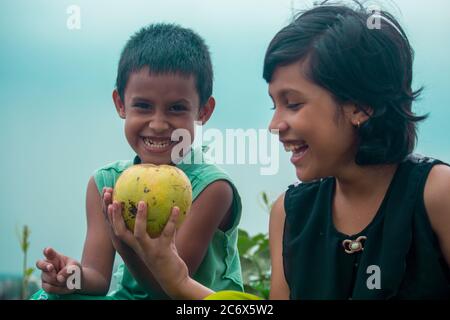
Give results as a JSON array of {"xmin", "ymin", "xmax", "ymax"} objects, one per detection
[
  {"xmin": 116, "ymin": 23, "xmax": 213, "ymax": 106},
  {"xmin": 263, "ymin": 2, "xmax": 427, "ymax": 165}
]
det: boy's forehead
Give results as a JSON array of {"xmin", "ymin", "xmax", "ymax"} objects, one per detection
[{"xmin": 125, "ymin": 68, "xmax": 199, "ymax": 101}]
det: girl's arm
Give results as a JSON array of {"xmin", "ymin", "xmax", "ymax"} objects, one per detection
[
  {"xmin": 268, "ymin": 193, "xmax": 290, "ymax": 300},
  {"xmin": 424, "ymin": 164, "xmax": 450, "ymax": 267}
]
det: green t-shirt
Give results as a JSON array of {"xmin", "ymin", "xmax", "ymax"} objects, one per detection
[{"xmin": 94, "ymin": 147, "xmax": 244, "ymax": 299}]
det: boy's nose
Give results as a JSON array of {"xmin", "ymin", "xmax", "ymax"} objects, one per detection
[{"xmin": 148, "ymin": 117, "xmax": 170, "ymax": 133}]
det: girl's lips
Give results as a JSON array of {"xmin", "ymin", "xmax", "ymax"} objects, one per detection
[{"xmin": 290, "ymin": 145, "xmax": 309, "ymax": 165}]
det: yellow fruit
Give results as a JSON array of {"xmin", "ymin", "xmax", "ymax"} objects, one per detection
[{"xmin": 113, "ymin": 164, "xmax": 192, "ymax": 238}]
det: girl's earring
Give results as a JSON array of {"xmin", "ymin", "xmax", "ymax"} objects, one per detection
[{"xmin": 357, "ymin": 120, "xmax": 361, "ymax": 129}]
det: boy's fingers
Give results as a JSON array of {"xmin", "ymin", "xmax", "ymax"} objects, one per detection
[
  {"xmin": 36, "ymin": 259, "xmax": 54, "ymax": 272},
  {"xmin": 134, "ymin": 201, "xmax": 148, "ymax": 241},
  {"xmin": 160, "ymin": 207, "xmax": 180, "ymax": 247},
  {"xmin": 42, "ymin": 282, "xmax": 69, "ymax": 295},
  {"xmin": 107, "ymin": 204, "xmax": 114, "ymax": 225},
  {"xmin": 111, "ymin": 201, "xmax": 135, "ymax": 247},
  {"xmin": 43, "ymin": 248, "xmax": 61, "ymax": 269},
  {"xmin": 43, "ymin": 247, "xmax": 58, "ymax": 260},
  {"xmin": 102, "ymin": 193, "xmax": 112, "ymax": 219},
  {"xmin": 103, "ymin": 192, "xmax": 111, "ymax": 205},
  {"xmin": 42, "ymin": 271, "xmax": 63, "ymax": 287},
  {"xmin": 56, "ymin": 266, "xmax": 71, "ymax": 284}
]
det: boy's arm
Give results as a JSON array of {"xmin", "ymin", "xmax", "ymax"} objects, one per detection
[
  {"xmin": 77, "ymin": 177, "xmax": 117, "ymax": 295},
  {"xmin": 175, "ymin": 180, "xmax": 234, "ymax": 274},
  {"xmin": 105, "ymin": 180, "xmax": 234, "ymax": 297},
  {"xmin": 36, "ymin": 177, "xmax": 116, "ymax": 295}
]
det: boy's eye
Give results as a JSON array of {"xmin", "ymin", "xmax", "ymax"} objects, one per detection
[
  {"xmin": 133, "ymin": 102, "xmax": 152, "ymax": 109},
  {"xmin": 170, "ymin": 104, "xmax": 188, "ymax": 112}
]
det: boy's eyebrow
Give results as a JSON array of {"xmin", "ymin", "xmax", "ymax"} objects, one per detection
[
  {"xmin": 131, "ymin": 97, "xmax": 153, "ymax": 103},
  {"xmin": 130, "ymin": 96, "xmax": 194, "ymax": 106},
  {"xmin": 171, "ymin": 98, "xmax": 193, "ymax": 106}
]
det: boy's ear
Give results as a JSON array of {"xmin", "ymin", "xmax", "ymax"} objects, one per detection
[
  {"xmin": 197, "ymin": 97, "xmax": 215, "ymax": 125},
  {"xmin": 113, "ymin": 89, "xmax": 126, "ymax": 119}
]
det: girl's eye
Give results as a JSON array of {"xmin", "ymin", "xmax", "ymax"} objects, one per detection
[
  {"xmin": 287, "ymin": 103, "xmax": 303, "ymax": 110},
  {"xmin": 270, "ymin": 103, "xmax": 304, "ymax": 111}
]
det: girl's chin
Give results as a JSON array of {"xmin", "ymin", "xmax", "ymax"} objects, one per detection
[{"xmin": 295, "ymin": 166, "xmax": 318, "ymax": 183}]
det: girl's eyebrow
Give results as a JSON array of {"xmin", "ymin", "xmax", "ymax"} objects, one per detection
[{"xmin": 269, "ymin": 88, "xmax": 308, "ymax": 100}]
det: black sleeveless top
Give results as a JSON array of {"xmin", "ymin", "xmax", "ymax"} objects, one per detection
[{"xmin": 283, "ymin": 154, "xmax": 450, "ymax": 299}]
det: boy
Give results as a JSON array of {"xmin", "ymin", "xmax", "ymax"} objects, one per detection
[{"xmin": 31, "ymin": 23, "xmax": 243, "ymax": 300}]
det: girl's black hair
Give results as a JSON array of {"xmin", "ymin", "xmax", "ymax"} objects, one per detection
[{"xmin": 263, "ymin": 2, "xmax": 427, "ymax": 165}]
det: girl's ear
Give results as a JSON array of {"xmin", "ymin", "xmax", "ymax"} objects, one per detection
[
  {"xmin": 113, "ymin": 89, "xmax": 126, "ymax": 119},
  {"xmin": 344, "ymin": 103, "xmax": 372, "ymax": 127},
  {"xmin": 197, "ymin": 97, "xmax": 216, "ymax": 125}
]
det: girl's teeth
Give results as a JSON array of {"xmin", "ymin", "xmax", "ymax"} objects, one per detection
[{"xmin": 284, "ymin": 143, "xmax": 308, "ymax": 152}]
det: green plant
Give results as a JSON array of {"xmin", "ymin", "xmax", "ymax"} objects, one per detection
[
  {"xmin": 17, "ymin": 225, "xmax": 34, "ymax": 300},
  {"xmin": 237, "ymin": 191, "xmax": 272, "ymax": 299}
]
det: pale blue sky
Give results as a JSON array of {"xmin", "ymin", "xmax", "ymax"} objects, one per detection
[{"xmin": 1, "ymin": 0, "xmax": 449, "ymax": 274}]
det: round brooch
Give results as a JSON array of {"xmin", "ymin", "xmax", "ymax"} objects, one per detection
[{"xmin": 342, "ymin": 236, "xmax": 367, "ymax": 254}]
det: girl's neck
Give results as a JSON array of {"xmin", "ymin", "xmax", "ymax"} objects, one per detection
[{"xmin": 334, "ymin": 162, "xmax": 399, "ymax": 200}]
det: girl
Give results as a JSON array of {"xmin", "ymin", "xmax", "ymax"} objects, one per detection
[{"xmin": 108, "ymin": 3, "xmax": 450, "ymax": 299}]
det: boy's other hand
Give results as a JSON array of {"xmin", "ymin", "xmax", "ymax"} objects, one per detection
[
  {"xmin": 102, "ymin": 187, "xmax": 130, "ymax": 250},
  {"xmin": 102, "ymin": 187, "xmax": 114, "ymax": 221},
  {"xmin": 36, "ymin": 247, "xmax": 82, "ymax": 295},
  {"xmin": 108, "ymin": 201, "xmax": 189, "ymax": 294}
]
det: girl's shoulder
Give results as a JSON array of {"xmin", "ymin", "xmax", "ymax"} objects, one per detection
[{"xmin": 285, "ymin": 177, "xmax": 333, "ymax": 205}]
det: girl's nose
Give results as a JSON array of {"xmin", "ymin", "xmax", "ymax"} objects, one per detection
[{"xmin": 268, "ymin": 112, "xmax": 288, "ymax": 135}]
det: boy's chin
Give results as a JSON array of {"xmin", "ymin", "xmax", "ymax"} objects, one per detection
[{"xmin": 139, "ymin": 153, "xmax": 174, "ymax": 165}]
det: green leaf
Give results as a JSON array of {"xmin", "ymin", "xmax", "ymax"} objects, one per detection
[
  {"xmin": 240, "ymin": 256, "xmax": 259, "ymax": 283},
  {"xmin": 238, "ymin": 229, "xmax": 249, "ymax": 238},
  {"xmin": 25, "ymin": 268, "xmax": 34, "ymax": 277},
  {"xmin": 262, "ymin": 192, "xmax": 269, "ymax": 205},
  {"xmin": 237, "ymin": 229, "xmax": 257, "ymax": 256}
]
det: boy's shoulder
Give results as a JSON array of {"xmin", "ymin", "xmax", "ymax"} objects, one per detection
[
  {"xmin": 95, "ymin": 159, "xmax": 134, "ymax": 174},
  {"xmin": 177, "ymin": 147, "xmax": 233, "ymax": 183},
  {"xmin": 176, "ymin": 148, "xmax": 240, "ymax": 202},
  {"xmin": 178, "ymin": 160, "xmax": 235, "ymax": 198},
  {"xmin": 92, "ymin": 159, "xmax": 134, "ymax": 192}
]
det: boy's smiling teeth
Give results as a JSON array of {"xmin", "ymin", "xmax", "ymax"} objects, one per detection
[{"xmin": 142, "ymin": 137, "xmax": 172, "ymax": 149}]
